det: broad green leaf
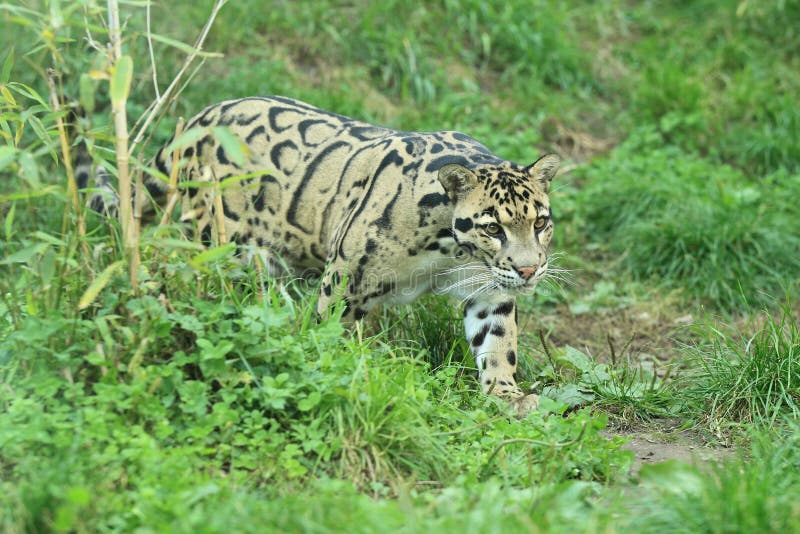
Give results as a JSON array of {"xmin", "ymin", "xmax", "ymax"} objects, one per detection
[
  {"xmin": 53, "ymin": 505, "xmax": 78, "ymax": 532},
  {"xmin": 79, "ymin": 73, "xmax": 95, "ymax": 113},
  {"xmin": 535, "ymin": 395, "xmax": 568, "ymax": 415},
  {"xmin": 177, "ymin": 380, "xmax": 208, "ymax": 416},
  {"xmin": 540, "ymin": 383, "xmax": 594, "ymax": 409},
  {"xmin": 78, "ymin": 260, "xmax": 124, "ymax": 310},
  {"xmin": 213, "ymin": 126, "xmax": 246, "ymax": 167},
  {"xmin": 66, "ymin": 486, "xmax": 91, "ymax": 506},
  {"xmin": 298, "ymin": 391, "xmax": 322, "ymax": 412},
  {"xmin": 184, "ymin": 483, "xmax": 220, "ymax": 506},
  {"xmin": 110, "ymin": 55, "xmax": 133, "ymax": 107},
  {"xmin": 18, "ymin": 151, "xmax": 40, "ymax": 186},
  {"xmin": 197, "ymin": 338, "xmax": 234, "ymax": 361},
  {"xmin": 190, "ymin": 243, "xmax": 236, "ymax": 268},
  {"xmin": 557, "ymin": 346, "xmax": 594, "ymax": 373}
]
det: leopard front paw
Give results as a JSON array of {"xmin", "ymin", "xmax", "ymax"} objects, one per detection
[
  {"xmin": 482, "ymin": 375, "xmax": 524, "ymax": 398},
  {"xmin": 511, "ymin": 393, "xmax": 539, "ymax": 415}
]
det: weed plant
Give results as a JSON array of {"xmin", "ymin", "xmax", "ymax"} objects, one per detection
[{"xmin": 534, "ymin": 338, "xmax": 677, "ymax": 422}]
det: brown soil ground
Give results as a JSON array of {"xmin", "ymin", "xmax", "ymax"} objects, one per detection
[{"xmin": 604, "ymin": 420, "xmax": 732, "ymax": 477}]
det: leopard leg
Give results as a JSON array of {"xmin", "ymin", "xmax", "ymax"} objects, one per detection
[
  {"xmin": 463, "ymin": 296, "xmax": 525, "ymax": 398},
  {"xmin": 317, "ymin": 264, "xmax": 347, "ymax": 319},
  {"xmin": 316, "ymin": 259, "xmax": 371, "ymax": 322},
  {"xmin": 316, "ymin": 216, "xmax": 399, "ymax": 321}
]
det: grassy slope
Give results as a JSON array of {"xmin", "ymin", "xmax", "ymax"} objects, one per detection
[{"xmin": 1, "ymin": 0, "xmax": 799, "ymax": 531}]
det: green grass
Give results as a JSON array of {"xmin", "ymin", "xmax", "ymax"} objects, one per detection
[
  {"xmin": 2, "ymin": 0, "xmax": 800, "ymax": 531},
  {"xmin": 627, "ymin": 423, "xmax": 800, "ymax": 532},
  {"xmin": 573, "ymin": 142, "xmax": 800, "ymax": 309},
  {"xmin": 687, "ymin": 299, "xmax": 800, "ymax": 438},
  {"xmin": 0, "ymin": 246, "xmax": 631, "ymax": 531}
]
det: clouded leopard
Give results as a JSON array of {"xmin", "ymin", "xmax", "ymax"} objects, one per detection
[{"xmin": 78, "ymin": 96, "xmax": 559, "ymax": 410}]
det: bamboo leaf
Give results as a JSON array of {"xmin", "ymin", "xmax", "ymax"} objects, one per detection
[
  {"xmin": 190, "ymin": 243, "xmax": 236, "ymax": 268},
  {"xmin": 145, "ymin": 32, "xmax": 224, "ymax": 58},
  {"xmin": 78, "ymin": 260, "xmax": 124, "ymax": 310},
  {"xmin": 110, "ymin": 55, "xmax": 133, "ymax": 107},
  {"xmin": 148, "ymin": 238, "xmax": 205, "ymax": 251},
  {"xmin": 25, "ymin": 114, "xmax": 50, "ymax": 146},
  {"xmin": 4, "ymin": 201, "xmax": 14, "ymax": 241},
  {"xmin": 33, "ymin": 231, "xmax": 65, "ymax": 246},
  {"xmin": 1, "ymin": 243, "xmax": 48, "ymax": 265},
  {"xmin": 0, "ymin": 185, "xmax": 60, "ymax": 202},
  {"xmin": 219, "ymin": 171, "xmax": 268, "ymax": 191},
  {"xmin": 0, "ymin": 84, "xmax": 17, "ymax": 107},
  {"xmin": 178, "ymin": 180, "xmax": 215, "ymax": 191},
  {"xmin": 165, "ymin": 126, "xmax": 208, "ymax": 154},
  {"xmin": 1, "ymin": 47, "xmax": 13, "ymax": 83},
  {"xmin": 0, "ymin": 145, "xmax": 17, "ymax": 170},
  {"xmin": 79, "ymin": 73, "xmax": 95, "ymax": 114},
  {"xmin": 7, "ymin": 82, "xmax": 48, "ymax": 107},
  {"xmin": 213, "ymin": 126, "xmax": 247, "ymax": 167}
]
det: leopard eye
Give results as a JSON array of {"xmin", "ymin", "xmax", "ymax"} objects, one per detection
[
  {"xmin": 534, "ymin": 218, "xmax": 546, "ymax": 230},
  {"xmin": 484, "ymin": 223, "xmax": 504, "ymax": 237}
]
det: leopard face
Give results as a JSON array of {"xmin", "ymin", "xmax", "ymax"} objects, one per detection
[{"xmin": 439, "ymin": 154, "xmax": 559, "ymax": 294}]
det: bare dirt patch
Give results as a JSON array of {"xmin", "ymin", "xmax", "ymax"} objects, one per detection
[
  {"xmin": 604, "ymin": 420, "xmax": 732, "ymax": 477},
  {"xmin": 521, "ymin": 297, "xmax": 696, "ymax": 370}
]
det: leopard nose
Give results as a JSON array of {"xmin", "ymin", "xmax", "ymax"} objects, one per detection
[{"xmin": 515, "ymin": 265, "xmax": 538, "ymax": 280}]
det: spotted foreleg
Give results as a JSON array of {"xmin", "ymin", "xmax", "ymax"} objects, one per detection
[{"xmin": 463, "ymin": 297, "xmax": 526, "ymax": 398}]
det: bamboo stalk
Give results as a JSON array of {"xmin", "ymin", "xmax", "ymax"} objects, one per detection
[
  {"xmin": 45, "ymin": 73, "xmax": 81, "ymax": 224},
  {"xmin": 46, "ymin": 71, "xmax": 91, "ymax": 265},
  {"xmin": 107, "ymin": 0, "xmax": 136, "ymax": 281}
]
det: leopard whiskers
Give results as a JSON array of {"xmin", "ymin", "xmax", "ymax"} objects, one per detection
[
  {"xmin": 541, "ymin": 253, "xmax": 576, "ymax": 287},
  {"xmin": 438, "ymin": 272, "xmax": 494, "ymax": 294},
  {"xmin": 438, "ymin": 262, "xmax": 486, "ymax": 276},
  {"xmin": 535, "ymin": 267, "xmax": 575, "ymax": 296},
  {"xmin": 542, "ymin": 268, "xmax": 575, "ymax": 286},
  {"xmin": 459, "ymin": 279, "xmax": 498, "ymax": 306}
]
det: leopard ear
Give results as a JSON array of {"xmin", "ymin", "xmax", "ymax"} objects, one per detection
[
  {"xmin": 438, "ymin": 164, "xmax": 478, "ymax": 202},
  {"xmin": 525, "ymin": 154, "xmax": 560, "ymax": 193}
]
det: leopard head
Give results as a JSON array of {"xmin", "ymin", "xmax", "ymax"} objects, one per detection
[{"xmin": 439, "ymin": 154, "xmax": 560, "ymax": 293}]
